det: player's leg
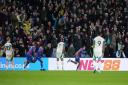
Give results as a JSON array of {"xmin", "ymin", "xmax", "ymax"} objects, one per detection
[
  {"xmin": 96, "ymin": 51, "xmax": 104, "ymax": 73},
  {"xmin": 67, "ymin": 56, "xmax": 80, "ymax": 70},
  {"xmin": 93, "ymin": 55, "xmax": 97, "ymax": 73},
  {"xmin": 93, "ymin": 49, "xmax": 103, "ymax": 73},
  {"xmin": 24, "ymin": 60, "xmax": 29, "ymax": 69},
  {"xmin": 60, "ymin": 57, "xmax": 64, "ymax": 70},
  {"xmin": 56, "ymin": 58, "xmax": 59, "ymax": 70},
  {"xmin": 11, "ymin": 61, "xmax": 14, "ymax": 70},
  {"xmin": 5, "ymin": 59, "xmax": 9, "ymax": 70},
  {"xmin": 5, "ymin": 55, "xmax": 10, "ymax": 70},
  {"xmin": 60, "ymin": 53, "xmax": 64, "ymax": 70},
  {"xmin": 10, "ymin": 56, "xmax": 14, "ymax": 70},
  {"xmin": 75, "ymin": 57, "xmax": 80, "ymax": 71},
  {"xmin": 67, "ymin": 56, "xmax": 77, "ymax": 64},
  {"xmin": 93, "ymin": 49, "xmax": 100, "ymax": 73},
  {"xmin": 32, "ymin": 57, "xmax": 37, "ymax": 63},
  {"xmin": 76, "ymin": 62, "xmax": 80, "ymax": 71},
  {"xmin": 37, "ymin": 57, "xmax": 43, "ymax": 70},
  {"xmin": 97, "ymin": 57, "xmax": 102, "ymax": 73},
  {"xmin": 24, "ymin": 55, "xmax": 31, "ymax": 69},
  {"xmin": 56, "ymin": 52, "xmax": 61, "ymax": 70},
  {"xmin": 70, "ymin": 60, "xmax": 77, "ymax": 64}
]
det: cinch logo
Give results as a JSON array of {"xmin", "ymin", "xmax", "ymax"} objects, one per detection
[{"xmin": 79, "ymin": 59, "xmax": 120, "ymax": 71}]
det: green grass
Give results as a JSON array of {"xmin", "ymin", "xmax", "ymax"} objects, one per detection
[{"xmin": 0, "ymin": 71, "xmax": 128, "ymax": 85}]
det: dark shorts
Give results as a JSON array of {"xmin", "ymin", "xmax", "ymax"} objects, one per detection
[
  {"xmin": 35, "ymin": 56, "xmax": 42, "ymax": 62},
  {"xmin": 57, "ymin": 57, "xmax": 63, "ymax": 61},
  {"xmin": 26, "ymin": 54, "xmax": 34, "ymax": 63},
  {"xmin": 75, "ymin": 56, "xmax": 80, "ymax": 63}
]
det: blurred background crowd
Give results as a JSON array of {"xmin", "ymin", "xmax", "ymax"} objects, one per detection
[{"xmin": 0, "ymin": 0, "xmax": 128, "ymax": 58}]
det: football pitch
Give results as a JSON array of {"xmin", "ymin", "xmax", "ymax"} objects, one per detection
[{"xmin": 0, "ymin": 71, "xmax": 128, "ymax": 85}]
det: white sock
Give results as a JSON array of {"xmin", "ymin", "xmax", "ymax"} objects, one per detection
[
  {"xmin": 11, "ymin": 64, "xmax": 14, "ymax": 70},
  {"xmin": 61, "ymin": 61, "xmax": 64, "ymax": 70},
  {"xmin": 5, "ymin": 65, "xmax": 8, "ymax": 70},
  {"xmin": 98, "ymin": 61, "xmax": 102, "ymax": 72},
  {"xmin": 57, "ymin": 61, "xmax": 59, "ymax": 70},
  {"xmin": 93, "ymin": 61, "xmax": 97, "ymax": 70}
]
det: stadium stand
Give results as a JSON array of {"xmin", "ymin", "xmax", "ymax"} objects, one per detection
[{"xmin": 0, "ymin": 0, "xmax": 128, "ymax": 58}]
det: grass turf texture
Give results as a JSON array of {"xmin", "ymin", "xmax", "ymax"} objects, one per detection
[{"xmin": 0, "ymin": 71, "xmax": 128, "ymax": 85}]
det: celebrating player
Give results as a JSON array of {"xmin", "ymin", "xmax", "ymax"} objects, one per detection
[
  {"xmin": 4, "ymin": 37, "xmax": 14, "ymax": 70},
  {"xmin": 56, "ymin": 41, "xmax": 65, "ymax": 70},
  {"xmin": 93, "ymin": 33, "xmax": 105, "ymax": 73},
  {"xmin": 67, "ymin": 46, "xmax": 85, "ymax": 71}
]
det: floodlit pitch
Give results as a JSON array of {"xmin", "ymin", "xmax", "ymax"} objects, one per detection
[{"xmin": 0, "ymin": 71, "xmax": 128, "ymax": 85}]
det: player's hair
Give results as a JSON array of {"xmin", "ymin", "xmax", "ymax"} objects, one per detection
[{"xmin": 6, "ymin": 36, "xmax": 11, "ymax": 42}]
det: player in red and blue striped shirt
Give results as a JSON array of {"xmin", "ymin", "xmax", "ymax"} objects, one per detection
[
  {"xmin": 67, "ymin": 46, "xmax": 86, "ymax": 70},
  {"xmin": 34, "ymin": 42, "xmax": 44, "ymax": 70}
]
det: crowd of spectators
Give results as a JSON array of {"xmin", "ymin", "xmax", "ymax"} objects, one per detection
[{"xmin": 0, "ymin": 0, "xmax": 128, "ymax": 58}]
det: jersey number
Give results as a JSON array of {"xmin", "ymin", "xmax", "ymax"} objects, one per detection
[
  {"xmin": 6, "ymin": 46, "xmax": 11, "ymax": 50},
  {"xmin": 97, "ymin": 41, "xmax": 101, "ymax": 46}
]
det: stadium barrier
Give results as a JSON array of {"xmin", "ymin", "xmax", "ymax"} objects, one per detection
[
  {"xmin": 79, "ymin": 58, "xmax": 128, "ymax": 71},
  {"xmin": 48, "ymin": 58, "xmax": 128, "ymax": 71},
  {"xmin": 0, "ymin": 57, "xmax": 128, "ymax": 71},
  {"xmin": 0, "ymin": 57, "xmax": 48, "ymax": 70}
]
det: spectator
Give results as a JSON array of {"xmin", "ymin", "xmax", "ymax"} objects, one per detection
[
  {"xmin": 44, "ymin": 43, "xmax": 53, "ymax": 57},
  {"xmin": 51, "ymin": 33, "xmax": 57, "ymax": 58},
  {"xmin": 67, "ymin": 43, "xmax": 75, "ymax": 57},
  {"xmin": 0, "ymin": 0, "xmax": 127, "ymax": 58},
  {"xmin": 116, "ymin": 41, "xmax": 126, "ymax": 58},
  {"xmin": 0, "ymin": 44, "xmax": 4, "ymax": 57}
]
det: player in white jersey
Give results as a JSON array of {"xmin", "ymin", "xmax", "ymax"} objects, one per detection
[
  {"xmin": 56, "ymin": 41, "xmax": 65, "ymax": 70},
  {"xmin": 4, "ymin": 37, "xmax": 14, "ymax": 70},
  {"xmin": 93, "ymin": 33, "xmax": 105, "ymax": 73}
]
